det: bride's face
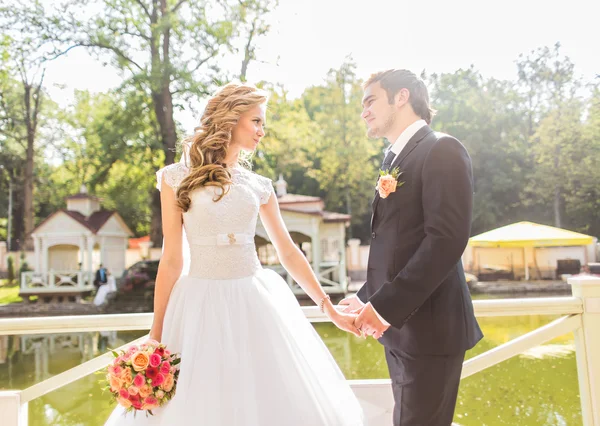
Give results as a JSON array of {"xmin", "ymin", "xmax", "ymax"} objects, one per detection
[{"xmin": 231, "ymin": 104, "xmax": 267, "ymax": 152}]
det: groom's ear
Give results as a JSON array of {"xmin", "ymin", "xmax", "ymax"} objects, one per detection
[{"xmin": 395, "ymin": 88, "xmax": 410, "ymax": 108}]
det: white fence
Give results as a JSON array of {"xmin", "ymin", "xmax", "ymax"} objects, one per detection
[{"xmin": 0, "ymin": 276, "xmax": 599, "ymax": 425}]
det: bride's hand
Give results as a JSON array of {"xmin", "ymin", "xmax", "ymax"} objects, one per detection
[{"xmin": 325, "ymin": 306, "xmax": 361, "ymax": 337}]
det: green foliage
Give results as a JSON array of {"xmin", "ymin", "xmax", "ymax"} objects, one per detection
[
  {"xmin": 19, "ymin": 251, "xmax": 30, "ymax": 274},
  {"xmin": 6, "ymin": 255, "xmax": 15, "ymax": 284}
]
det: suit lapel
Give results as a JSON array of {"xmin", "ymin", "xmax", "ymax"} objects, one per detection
[{"xmin": 370, "ymin": 125, "xmax": 433, "ymax": 231}]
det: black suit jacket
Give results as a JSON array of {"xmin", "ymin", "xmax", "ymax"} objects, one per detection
[
  {"xmin": 357, "ymin": 125, "xmax": 483, "ymax": 355},
  {"xmin": 95, "ymin": 268, "xmax": 107, "ymax": 285}
]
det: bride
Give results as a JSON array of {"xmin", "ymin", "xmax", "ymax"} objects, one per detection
[{"xmin": 104, "ymin": 83, "xmax": 365, "ymax": 425}]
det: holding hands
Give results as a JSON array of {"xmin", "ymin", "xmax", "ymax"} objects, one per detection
[{"xmin": 339, "ymin": 295, "xmax": 390, "ymax": 340}]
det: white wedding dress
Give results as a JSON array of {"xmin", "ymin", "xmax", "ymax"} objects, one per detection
[{"xmin": 104, "ymin": 163, "xmax": 365, "ymax": 426}]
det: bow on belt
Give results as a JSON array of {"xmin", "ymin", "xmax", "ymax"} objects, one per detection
[{"xmin": 189, "ymin": 233, "xmax": 255, "ymax": 246}]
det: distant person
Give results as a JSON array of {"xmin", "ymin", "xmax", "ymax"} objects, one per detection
[{"xmin": 94, "ymin": 264, "xmax": 108, "ymax": 289}]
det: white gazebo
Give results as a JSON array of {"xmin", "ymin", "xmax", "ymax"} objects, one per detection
[
  {"xmin": 20, "ymin": 185, "xmax": 133, "ymax": 303},
  {"xmin": 255, "ymin": 175, "xmax": 351, "ymax": 295}
]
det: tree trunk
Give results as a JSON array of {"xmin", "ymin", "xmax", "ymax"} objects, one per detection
[
  {"xmin": 553, "ymin": 147, "xmax": 561, "ymax": 228},
  {"xmin": 149, "ymin": 0, "xmax": 177, "ymax": 247},
  {"xmin": 23, "ymin": 84, "xmax": 35, "ymax": 250},
  {"xmin": 240, "ymin": 20, "xmax": 256, "ymax": 82},
  {"xmin": 13, "ymin": 178, "xmax": 24, "ymax": 251},
  {"xmin": 553, "ymin": 184, "xmax": 561, "ymax": 228}
]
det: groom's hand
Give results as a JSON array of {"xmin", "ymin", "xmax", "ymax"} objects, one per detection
[
  {"xmin": 338, "ymin": 295, "xmax": 365, "ymax": 313},
  {"xmin": 354, "ymin": 302, "xmax": 390, "ymax": 340}
]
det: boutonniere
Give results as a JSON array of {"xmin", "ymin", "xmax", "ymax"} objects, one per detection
[{"xmin": 377, "ymin": 167, "xmax": 405, "ymax": 199}]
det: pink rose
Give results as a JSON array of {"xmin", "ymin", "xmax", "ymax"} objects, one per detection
[
  {"xmin": 127, "ymin": 345, "xmax": 139, "ymax": 353},
  {"xmin": 119, "ymin": 389, "xmax": 129, "ymax": 399},
  {"xmin": 133, "ymin": 373, "xmax": 145, "ymax": 388},
  {"xmin": 145, "ymin": 367, "xmax": 159, "ymax": 379},
  {"xmin": 149, "ymin": 353, "xmax": 161, "ymax": 368},
  {"xmin": 131, "ymin": 351, "xmax": 150, "ymax": 372},
  {"xmin": 128, "ymin": 386, "xmax": 139, "ymax": 396},
  {"xmin": 146, "ymin": 339, "xmax": 160, "ymax": 347},
  {"xmin": 139, "ymin": 384, "xmax": 152, "ymax": 398},
  {"xmin": 151, "ymin": 373, "xmax": 165, "ymax": 387},
  {"xmin": 377, "ymin": 175, "xmax": 398, "ymax": 199},
  {"xmin": 160, "ymin": 362, "xmax": 170, "ymax": 375},
  {"xmin": 144, "ymin": 396, "xmax": 158, "ymax": 406},
  {"xmin": 122, "ymin": 352, "xmax": 132, "ymax": 361},
  {"xmin": 112, "ymin": 365, "xmax": 122, "ymax": 376},
  {"xmin": 154, "ymin": 347, "xmax": 165, "ymax": 357}
]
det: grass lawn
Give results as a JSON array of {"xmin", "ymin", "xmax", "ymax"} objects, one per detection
[{"xmin": 0, "ymin": 280, "xmax": 23, "ymax": 304}]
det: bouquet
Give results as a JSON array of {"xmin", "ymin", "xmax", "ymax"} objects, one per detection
[{"xmin": 103, "ymin": 339, "xmax": 181, "ymax": 415}]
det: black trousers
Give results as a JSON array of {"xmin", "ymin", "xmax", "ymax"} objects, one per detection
[{"xmin": 385, "ymin": 348, "xmax": 465, "ymax": 426}]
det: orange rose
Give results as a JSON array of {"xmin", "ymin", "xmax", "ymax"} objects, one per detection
[
  {"xmin": 139, "ymin": 384, "xmax": 152, "ymax": 398},
  {"xmin": 377, "ymin": 175, "xmax": 398, "ymax": 199},
  {"xmin": 118, "ymin": 397, "xmax": 132, "ymax": 408},
  {"xmin": 131, "ymin": 351, "xmax": 150, "ymax": 372},
  {"xmin": 109, "ymin": 376, "xmax": 123, "ymax": 392},
  {"xmin": 120, "ymin": 368, "xmax": 133, "ymax": 385},
  {"xmin": 160, "ymin": 373, "xmax": 175, "ymax": 392}
]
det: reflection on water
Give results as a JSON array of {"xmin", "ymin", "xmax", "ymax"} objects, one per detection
[{"xmin": 0, "ymin": 315, "xmax": 581, "ymax": 426}]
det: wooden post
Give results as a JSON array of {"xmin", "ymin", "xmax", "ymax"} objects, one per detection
[
  {"xmin": 0, "ymin": 391, "xmax": 27, "ymax": 426},
  {"xmin": 569, "ymin": 276, "xmax": 600, "ymax": 425}
]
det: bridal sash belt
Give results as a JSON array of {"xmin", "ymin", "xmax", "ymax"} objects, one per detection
[{"xmin": 188, "ymin": 233, "xmax": 255, "ymax": 246}]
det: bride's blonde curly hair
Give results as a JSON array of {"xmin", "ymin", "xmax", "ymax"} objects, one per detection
[{"xmin": 176, "ymin": 83, "xmax": 268, "ymax": 212}]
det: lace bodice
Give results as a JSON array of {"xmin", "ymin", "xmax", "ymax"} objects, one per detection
[{"xmin": 156, "ymin": 163, "xmax": 274, "ymax": 279}]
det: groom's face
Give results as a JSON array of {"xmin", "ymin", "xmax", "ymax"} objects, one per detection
[{"xmin": 361, "ymin": 82, "xmax": 396, "ymax": 139}]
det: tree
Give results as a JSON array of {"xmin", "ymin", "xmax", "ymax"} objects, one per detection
[
  {"xmin": 429, "ymin": 67, "xmax": 529, "ymax": 235},
  {"xmin": 0, "ymin": 32, "xmax": 49, "ymax": 249},
  {"xmin": 301, "ymin": 61, "xmax": 382, "ymax": 240},
  {"xmin": 7, "ymin": 0, "xmax": 278, "ymax": 245},
  {"xmin": 516, "ymin": 43, "xmax": 579, "ymax": 228}
]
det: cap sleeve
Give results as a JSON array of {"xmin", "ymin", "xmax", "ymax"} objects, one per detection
[
  {"xmin": 256, "ymin": 174, "xmax": 274, "ymax": 205},
  {"xmin": 156, "ymin": 163, "xmax": 189, "ymax": 192}
]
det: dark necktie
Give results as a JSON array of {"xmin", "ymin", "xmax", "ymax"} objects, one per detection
[{"xmin": 381, "ymin": 150, "xmax": 396, "ymax": 171}]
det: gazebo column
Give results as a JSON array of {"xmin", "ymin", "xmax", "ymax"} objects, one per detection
[
  {"xmin": 101, "ymin": 236, "xmax": 107, "ymax": 266},
  {"xmin": 41, "ymin": 239, "xmax": 49, "ymax": 276},
  {"xmin": 33, "ymin": 236, "xmax": 41, "ymax": 273},
  {"xmin": 523, "ymin": 247, "xmax": 530, "ymax": 281},
  {"xmin": 86, "ymin": 235, "xmax": 95, "ymax": 287},
  {"xmin": 78, "ymin": 236, "xmax": 85, "ymax": 270},
  {"xmin": 338, "ymin": 224, "xmax": 348, "ymax": 292},
  {"xmin": 311, "ymin": 219, "xmax": 321, "ymax": 281}
]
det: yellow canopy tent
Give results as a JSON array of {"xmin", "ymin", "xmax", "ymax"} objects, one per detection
[{"xmin": 469, "ymin": 221, "xmax": 595, "ymax": 280}]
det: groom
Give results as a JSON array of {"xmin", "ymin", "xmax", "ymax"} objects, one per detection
[{"xmin": 340, "ymin": 69, "xmax": 483, "ymax": 425}]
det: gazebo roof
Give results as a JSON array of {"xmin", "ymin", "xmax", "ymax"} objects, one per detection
[
  {"xmin": 33, "ymin": 209, "xmax": 132, "ymax": 235},
  {"xmin": 470, "ymin": 221, "xmax": 595, "ymax": 248}
]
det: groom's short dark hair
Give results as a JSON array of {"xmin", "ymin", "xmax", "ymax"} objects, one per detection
[{"xmin": 364, "ymin": 69, "xmax": 436, "ymax": 124}]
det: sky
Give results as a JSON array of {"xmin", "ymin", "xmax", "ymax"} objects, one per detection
[{"xmin": 40, "ymin": 0, "xmax": 600, "ymax": 132}]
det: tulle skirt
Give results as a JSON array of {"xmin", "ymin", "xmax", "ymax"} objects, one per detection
[{"xmin": 104, "ymin": 268, "xmax": 365, "ymax": 425}]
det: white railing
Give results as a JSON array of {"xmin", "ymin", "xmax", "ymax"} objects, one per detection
[
  {"xmin": 1, "ymin": 276, "xmax": 599, "ymax": 425},
  {"xmin": 20, "ymin": 270, "xmax": 94, "ymax": 293}
]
